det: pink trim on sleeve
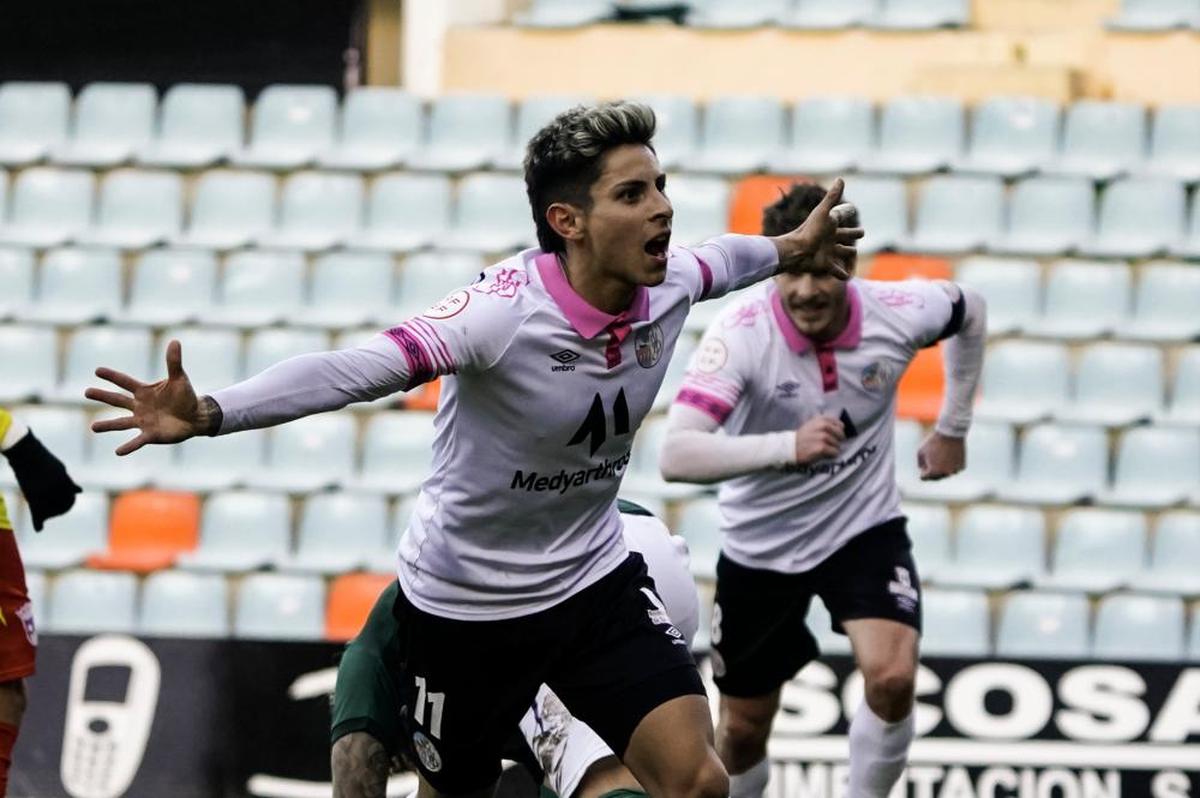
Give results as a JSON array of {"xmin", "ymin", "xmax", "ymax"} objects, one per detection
[
  {"xmin": 383, "ymin": 324, "xmax": 438, "ymax": 389},
  {"xmin": 695, "ymin": 255, "xmax": 714, "ymax": 301},
  {"xmin": 675, "ymin": 388, "xmax": 734, "ymax": 424}
]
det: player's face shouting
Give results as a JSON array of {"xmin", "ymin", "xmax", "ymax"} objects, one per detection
[
  {"xmin": 775, "ymin": 265, "xmax": 854, "ymax": 341},
  {"xmin": 583, "ymin": 144, "xmax": 673, "ymax": 286}
]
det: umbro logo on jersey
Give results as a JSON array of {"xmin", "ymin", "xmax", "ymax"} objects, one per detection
[
  {"xmin": 550, "ymin": 349, "xmax": 580, "ymax": 372},
  {"xmin": 775, "ymin": 381, "xmax": 801, "ymax": 399}
]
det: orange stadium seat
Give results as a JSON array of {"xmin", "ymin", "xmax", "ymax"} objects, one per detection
[
  {"xmin": 867, "ymin": 253, "xmax": 952, "ymax": 282},
  {"xmin": 896, "ymin": 344, "xmax": 945, "ymax": 423},
  {"xmin": 727, "ymin": 175, "xmax": 807, "ymax": 235},
  {"xmin": 404, "ymin": 377, "xmax": 442, "ymax": 411},
  {"xmin": 325, "ymin": 572, "xmax": 394, "ymax": 642},
  {"xmin": 87, "ymin": 490, "xmax": 201, "ymax": 573}
]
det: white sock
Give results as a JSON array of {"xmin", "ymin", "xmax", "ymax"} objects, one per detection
[
  {"xmin": 847, "ymin": 702, "xmax": 913, "ymax": 798},
  {"xmin": 729, "ymin": 756, "xmax": 770, "ymax": 798}
]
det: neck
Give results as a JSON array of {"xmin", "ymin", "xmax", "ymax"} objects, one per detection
[{"xmin": 560, "ymin": 249, "xmax": 637, "ymax": 315}]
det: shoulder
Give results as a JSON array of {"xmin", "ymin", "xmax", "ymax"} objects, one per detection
[
  {"xmin": 858, "ymin": 278, "xmax": 956, "ymax": 346},
  {"xmin": 423, "ymin": 252, "xmax": 542, "ymax": 327}
]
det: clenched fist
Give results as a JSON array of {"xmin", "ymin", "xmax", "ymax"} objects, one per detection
[{"xmin": 794, "ymin": 415, "xmax": 845, "ymax": 465}]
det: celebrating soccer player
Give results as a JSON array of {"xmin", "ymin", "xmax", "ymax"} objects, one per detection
[{"xmin": 659, "ymin": 183, "xmax": 986, "ymax": 798}]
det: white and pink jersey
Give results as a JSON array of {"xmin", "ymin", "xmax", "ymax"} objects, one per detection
[
  {"xmin": 675, "ymin": 278, "xmax": 957, "ymax": 574},
  {"xmin": 384, "ymin": 236, "xmax": 778, "ymax": 619}
]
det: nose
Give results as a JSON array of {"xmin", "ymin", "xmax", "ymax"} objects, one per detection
[
  {"xmin": 787, "ymin": 273, "xmax": 819, "ymax": 302},
  {"xmin": 651, "ymin": 186, "xmax": 673, "ymax": 222}
]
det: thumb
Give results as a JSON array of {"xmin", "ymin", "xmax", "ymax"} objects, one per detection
[
  {"xmin": 814, "ymin": 178, "xmax": 845, "ymax": 218},
  {"xmin": 165, "ymin": 339, "xmax": 184, "ymax": 381}
]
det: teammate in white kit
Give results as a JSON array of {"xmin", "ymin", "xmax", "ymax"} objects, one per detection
[
  {"xmin": 86, "ymin": 104, "xmax": 862, "ymax": 798},
  {"xmin": 659, "ymin": 184, "xmax": 987, "ymax": 798}
]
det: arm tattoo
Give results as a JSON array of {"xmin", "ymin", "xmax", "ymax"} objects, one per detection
[
  {"xmin": 198, "ymin": 395, "xmax": 223, "ymax": 437},
  {"xmin": 332, "ymin": 733, "xmax": 390, "ymax": 798}
]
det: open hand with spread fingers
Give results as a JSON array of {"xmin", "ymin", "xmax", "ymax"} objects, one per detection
[
  {"xmin": 84, "ymin": 340, "xmax": 218, "ymax": 456},
  {"xmin": 772, "ymin": 178, "xmax": 863, "ymax": 280}
]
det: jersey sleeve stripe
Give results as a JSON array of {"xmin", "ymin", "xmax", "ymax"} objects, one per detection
[
  {"xmin": 679, "ymin": 372, "xmax": 741, "ymax": 404},
  {"xmin": 382, "ymin": 325, "xmax": 436, "ymax": 389},
  {"xmin": 675, "ymin": 388, "xmax": 735, "ymax": 424},
  {"xmin": 409, "ymin": 317, "xmax": 458, "ymax": 374},
  {"xmin": 695, "ymin": 255, "xmax": 714, "ymax": 301}
]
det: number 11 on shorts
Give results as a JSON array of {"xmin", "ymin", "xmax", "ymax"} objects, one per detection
[{"xmin": 413, "ymin": 675, "xmax": 446, "ymax": 739}]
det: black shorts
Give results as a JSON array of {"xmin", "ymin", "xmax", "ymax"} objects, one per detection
[
  {"xmin": 711, "ymin": 516, "xmax": 922, "ymax": 698},
  {"xmin": 392, "ymin": 552, "xmax": 705, "ymax": 794}
]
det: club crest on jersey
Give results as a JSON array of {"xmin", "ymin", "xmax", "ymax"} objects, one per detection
[
  {"xmin": 422, "ymin": 290, "xmax": 470, "ymax": 320},
  {"xmin": 634, "ymin": 322, "xmax": 664, "ymax": 368},
  {"xmin": 15, "ymin": 602, "xmax": 35, "ymax": 647},
  {"xmin": 861, "ymin": 361, "xmax": 894, "ymax": 392},
  {"xmin": 694, "ymin": 338, "xmax": 728, "ymax": 374},
  {"xmin": 412, "ymin": 731, "xmax": 443, "ymax": 773}
]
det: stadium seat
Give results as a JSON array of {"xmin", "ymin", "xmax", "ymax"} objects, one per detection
[
  {"xmin": 727, "ymin": 176, "xmax": 798, "ymax": 235},
  {"xmin": 857, "ymin": 96, "xmax": 964, "ymax": 175},
  {"xmin": 1116, "ymin": 261, "xmax": 1200, "ymax": 342},
  {"xmin": 990, "ymin": 177, "xmax": 1095, "ymax": 257},
  {"xmin": 87, "ymin": 490, "xmax": 200, "ymax": 573},
  {"xmin": 1057, "ymin": 343, "xmax": 1163, "ymax": 426},
  {"xmin": 940, "ymin": 505, "xmax": 1047, "ymax": 589},
  {"xmin": 893, "ymin": 418, "xmax": 923, "ymax": 493},
  {"xmin": 905, "ymin": 175, "xmax": 1004, "ymax": 253},
  {"xmin": 395, "ymin": 251, "xmax": 486, "ymax": 317},
  {"xmin": 895, "ymin": 346, "xmax": 943, "ymax": 423},
  {"xmin": 902, "ymin": 502, "xmax": 951, "ymax": 581},
  {"xmin": 325, "ymin": 572, "xmax": 394, "ymax": 642},
  {"xmin": 279, "ymin": 493, "xmax": 390, "ymax": 574},
  {"xmin": 1100, "ymin": 426, "xmax": 1200, "ymax": 509},
  {"xmin": 0, "ymin": 81, "xmax": 71, "ymax": 166},
  {"xmin": 954, "ymin": 96, "xmax": 1060, "ymax": 177},
  {"xmin": 0, "ymin": 325, "xmax": 56, "ymax": 402},
  {"xmin": 246, "ymin": 412, "xmax": 357, "ymax": 492},
  {"xmin": 496, "ymin": 94, "xmax": 595, "ymax": 170},
  {"xmin": 975, "ymin": 341, "xmax": 1070, "ymax": 424},
  {"xmin": 805, "ymin": 597, "xmax": 852, "ymax": 655},
  {"xmin": 56, "ymin": 325, "xmax": 152, "ymax": 404},
  {"xmin": 632, "ymin": 95, "xmax": 698, "ymax": 170},
  {"xmin": 840, "ymin": 176, "xmax": 907, "ymax": 253},
  {"xmin": 410, "ymin": 94, "xmax": 510, "ymax": 173},
  {"xmin": 139, "ymin": 570, "xmax": 230, "ymax": 638},
  {"xmin": 1143, "ymin": 103, "xmax": 1200, "ymax": 182},
  {"xmin": 1079, "ymin": 178, "xmax": 1187, "ymax": 259},
  {"xmin": 0, "ymin": 248, "xmax": 34, "ymax": 321},
  {"xmin": 159, "ymin": 429, "xmax": 267, "ymax": 493},
  {"xmin": 667, "ymin": 175, "xmax": 731, "ymax": 247},
  {"xmin": 51, "ymin": 82, "xmax": 157, "ymax": 168},
  {"xmin": 137, "ymin": 83, "xmax": 245, "ymax": 169},
  {"xmin": 155, "ymin": 326, "xmax": 241, "ymax": 396},
  {"xmin": 1042, "ymin": 101, "xmax": 1147, "ymax": 180},
  {"xmin": 676, "ymin": 497, "xmax": 722, "ymax": 580},
  {"xmin": 209, "ymin": 250, "xmax": 306, "ymax": 328},
  {"xmin": 782, "ymin": 0, "xmax": 880, "ymax": 29},
  {"xmin": 1038, "ymin": 509, "xmax": 1147, "ymax": 591},
  {"xmin": 287, "ymin": 251, "xmax": 395, "ymax": 329},
  {"xmin": 45, "ymin": 570, "xmax": 138, "ymax": 634},
  {"xmin": 1132, "ymin": 512, "xmax": 1200, "ymax": 594},
  {"xmin": 1093, "ymin": 593, "xmax": 1186, "ymax": 661},
  {"xmin": 682, "ymin": 97, "xmax": 785, "ymax": 175},
  {"xmin": 446, "ymin": 173, "xmax": 536, "ymax": 252},
  {"xmin": 15, "ymin": 492, "xmax": 108, "ymax": 570},
  {"xmin": 176, "ymin": 490, "xmax": 291, "ymax": 573},
  {"xmin": 995, "ymin": 423, "xmax": 1108, "ymax": 505},
  {"xmin": 79, "ymin": 168, "xmax": 184, "ymax": 249},
  {"xmin": 516, "ymin": 0, "xmax": 614, "ymax": 27},
  {"xmin": 231, "ymin": 84, "xmax": 338, "ymax": 170},
  {"xmin": 1023, "ymin": 260, "xmax": 1132, "ymax": 341},
  {"xmin": 688, "ymin": 0, "xmax": 788, "ymax": 27},
  {"xmin": 920, "ymin": 588, "xmax": 991, "ymax": 656},
  {"xmin": 903, "ymin": 420, "xmax": 1015, "ymax": 503},
  {"xmin": 80, "ymin": 406, "xmax": 174, "ymax": 491},
  {"xmin": 870, "ymin": 0, "xmax": 970, "ymax": 28},
  {"xmin": 123, "ymin": 249, "xmax": 219, "ymax": 327},
  {"xmin": 0, "ymin": 167, "xmax": 95, "ymax": 248},
  {"xmin": 256, "ymin": 171, "xmax": 364, "ymax": 251},
  {"xmin": 6, "ymin": 406, "xmax": 86, "ymax": 482},
  {"xmin": 18, "ymin": 247, "xmax": 121, "ymax": 326},
  {"xmin": 1107, "ymin": 0, "xmax": 1200, "ymax": 30},
  {"xmin": 995, "ymin": 590, "xmax": 1090, "ymax": 659},
  {"xmin": 1175, "ymin": 193, "xmax": 1200, "ymax": 259},
  {"xmin": 769, "ymin": 97, "xmax": 874, "ymax": 175},
  {"xmin": 954, "ymin": 256, "xmax": 1040, "ymax": 336},
  {"xmin": 234, "ymin": 572, "xmax": 326, "ymax": 640},
  {"xmin": 1159, "ymin": 347, "xmax": 1200, "ymax": 425},
  {"xmin": 173, "ymin": 170, "xmax": 277, "ymax": 250},
  {"xmin": 317, "ymin": 87, "xmax": 422, "ymax": 171},
  {"xmin": 347, "ymin": 173, "xmax": 453, "ymax": 253},
  {"xmin": 350, "ymin": 411, "xmax": 437, "ymax": 494},
  {"xmin": 243, "ymin": 328, "xmax": 329, "ymax": 378}
]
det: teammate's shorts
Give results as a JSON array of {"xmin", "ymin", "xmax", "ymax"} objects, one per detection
[
  {"xmin": 711, "ymin": 516, "xmax": 921, "ymax": 698},
  {"xmin": 0, "ymin": 529, "xmax": 36, "ymax": 681}
]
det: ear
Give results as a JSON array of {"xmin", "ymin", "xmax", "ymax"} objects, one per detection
[{"xmin": 546, "ymin": 202, "xmax": 585, "ymax": 245}]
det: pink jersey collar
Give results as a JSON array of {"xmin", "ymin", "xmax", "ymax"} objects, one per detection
[
  {"xmin": 770, "ymin": 281, "xmax": 862, "ymax": 354},
  {"xmin": 535, "ymin": 252, "xmax": 651, "ymax": 339}
]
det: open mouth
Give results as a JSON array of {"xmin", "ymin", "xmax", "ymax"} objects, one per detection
[{"xmin": 644, "ymin": 231, "xmax": 671, "ymax": 260}]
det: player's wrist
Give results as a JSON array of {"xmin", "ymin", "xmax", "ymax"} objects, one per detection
[
  {"xmin": 770, "ymin": 234, "xmax": 814, "ymax": 274},
  {"xmin": 195, "ymin": 395, "xmax": 224, "ymax": 437}
]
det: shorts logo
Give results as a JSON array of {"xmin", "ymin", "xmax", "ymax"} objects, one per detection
[
  {"xmin": 15, "ymin": 602, "xmax": 35, "ymax": 647},
  {"xmin": 422, "ymin": 290, "xmax": 470, "ymax": 320},
  {"xmin": 888, "ymin": 566, "xmax": 919, "ymax": 613},
  {"xmin": 695, "ymin": 338, "xmax": 728, "ymax": 374},
  {"xmin": 640, "ymin": 587, "xmax": 685, "ymax": 645},
  {"xmin": 412, "ymin": 731, "xmax": 443, "ymax": 773},
  {"xmin": 861, "ymin": 361, "xmax": 894, "ymax": 392},
  {"xmin": 550, "ymin": 349, "xmax": 579, "ymax": 372},
  {"xmin": 634, "ymin": 322, "xmax": 665, "ymax": 369}
]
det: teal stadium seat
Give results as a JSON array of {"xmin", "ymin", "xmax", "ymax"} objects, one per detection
[
  {"xmin": 1056, "ymin": 343, "xmax": 1163, "ymax": 426},
  {"xmin": 123, "ymin": 249, "xmax": 219, "ymax": 327},
  {"xmin": 770, "ymin": 96, "xmax": 875, "ymax": 175},
  {"xmin": 901, "ymin": 502, "xmax": 951, "ymax": 581},
  {"xmin": 0, "ymin": 248, "xmax": 35, "ymax": 320},
  {"xmin": 870, "ymin": 0, "xmax": 970, "ymax": 28},
  {"xmin": 954, "ymin": 96, "xmax": 1060, "ymax": 177},
  {"xmin": 1144, "ymin": 103, "xmax": 1200, "ymax": 182},
  {"xmin": 56, "ymin": 325, "xmax": 152, "ymax": 404},
  {"xmin": 516, "ymin": 0, "xmax": 614, "ymax": 28},
  {"xmin": 210, "ymin": 250, "xmax": 306, "ymax": 328},
  {"xmin": 256, "ymin": 170, "xmax": 364, "ymax": 252},
  {"xmin": 243, "ymin": 328, "xmax": 329, "ymax": 378},
  {"xmin": 954, "ymin": 256, "xmax": 1041, "ymax": 335},
  {"xmin": 1043, "ymin": 100, "xmax": 1147, "ymax": 180},
  {"xmin": 903, "ymin": 420, "xmax": 1015, "ymax": 502},
  {"xmin": 348, "ymin": 173, "xmax": 453, "ymax": 253},
  {"xmin": 1093, "ymin": 593, "xmax": 1186, "ymax": 661},
  {"xmin": 231, "ymin": 84, "xmax": 338, "ymax": 171},
  {"xmin": 1159, "ymin": 347, "xmax": 1200, "ymax": 424},
  {"xmin": 80, "ymin": 168, "xmax": 184, "ymax": 250},
  {"xmin": 665, "ymin": 175, "xmax": 730, "ymax": 247},
  {"xmin": 906, "ymin": 175, "xmax": 1005, "ymax": 253},
  {"xmin": 688, "ymin": 0, "xmax": 790, "ymax": 31},
  {"xmin": 1115, "ymin": 261, "xmax": 1200, "ymax": 341},
  {"xmin": 0, "ymin": 81, "xmax": 71, "ymax": 166},
  {"xmin": 246, "ymin": 412, "xmax": 356, "ymax": 493},
  {"xmin": 496, "ymin": 94, "xmax": 595, "ymax": 170},
  {"xmin": 996, "ymin": 590, "xmax": 1090, "ymax": 659},
  {"xmin": 858, "ymin": 95, "xmax": 964, "ymax": 175},
  {"xmin": 288, "ymin": 251, "xmax": 395, "ymax": 329},
  {"xmin": 782, "ymin": 0, "xmax": 880, "ymax": 29},
  {"xmin": 446, "ymin": 173, "xmax": 536, "ymax": 252},
  {"xmin": 279, "ymin": 493, "xmax": 390, "ymax": 575},
  {"xmin": 46, "ymin": 569, "xmax": 138, "ymax": 634},
  {"xmin": 411, "ymin": 94, "xmax": 511, "ymax": 173},
  {"xmin": 920, "ymin": 588, "xmax": 991, "ymax": 656},
  {"xmin": 137, "ymin": 83, "xmax": 245, "ymax": 169},
  {"xmin": 991, "ymin": 176, "xmax": 1094, "ymax": 257},
  {"xmin": 1039, "ymin": 509, "xmax": 1147, "ymax": 591},
  {"xmin": 396, "ymin": 251, "xmax": 486, "ymax": 317},
  {"xmin": 173, "ymin": 170, "xmax": 277, "ymax": 251},
  {"xmin": 975, "ymin": 341, "xmax": 1071, "ymax": 424},
  {"xmin": 177, "ymin": 491, "xmax": 291, "ymax": 573},
  {"xmin": 139, "ymin": 570, "xmax": 230, "ymax": 638},
  {"xmin": 234, "ymin": 573, "xmax": 326, "ymax": 640},
  {"xmin": 159, "ymin": 429, "xmax": 267, "ymax": 493},
  {"xmin": 82, "ymin": 407, "xmax": 173, "ymax": 492},
  {"xmin": 1173, "ymin": 191, "xmax": 1200, "ymax": 258},
  {"xmin": 938, "ymin": 505, "xmax": 1046, "ymax": 589},
  {"xmin": 1080, "ymin": 178, "xmax": 1187, "ymax": 259},
  {"xmin": 841, "ymin": 176, "xmax": 906, "ymax": 253},
  {"xmin": 1132, "ymin": 512, "xmax": 1200, "ymax": 594},
  {"xmin": 15, "ymin": 492, "xmax": 107, "ymax": 571},
  {"xmin": 631, "ymin": 95, "xmax": 698, "ymax": 170},
  {"xmin": 1023, "ymin": 260, "xmax": 1132, "ymax": 340},
  {"xmin": 51, "ymin": 82, "xmax": 157, "ymax": 168},
  {"xmin": 684, "ymin": 96, "xmax": 784, "ymax": 175},
  {"xmin": 994, "ymin": 423, "xmax": 1108, "ymax": 505},
  {"xmin": 0, "ymin": 325, "xmax": 56, "ymax": 402},
  {"xmin": 1100, "ymin": 426, "xmax": 1200, "ymax": 509},
  {"xmin": 318, "ymin": 87, "xmax": 422, "ymax": 172},
  {"xmin": 20, "ymin": 247, "xmax": 121, "ymax": 326},
  {"xmin": 0, "ymin": 167, "xmax": 95, "ymax": 249},
  {"xmin": 676, "ymin": 497, "xmax": 722, "ymax": 580},
  {"xmin": 1107, "ymin": 0, "xmax": 1200, "ymax": 30},
  {"xmin": 349, "ymin": 411, "xmax": 438, "ymax": 495}
]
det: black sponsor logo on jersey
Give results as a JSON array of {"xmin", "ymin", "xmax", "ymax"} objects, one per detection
[
  {"xmin": 510, "ymin": 451, "xmax": 631, "ymax": 495},
  {"xmin": 781, "ymin": 445, "xmax": 877, "ymax": 477},
  {"xmin": 550, "ymin": 349, "xmax": 580, "ymax": 372},
  {"xmin": 568, "ymin": 389, "xmax": 630, "ymax": 456}
]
